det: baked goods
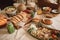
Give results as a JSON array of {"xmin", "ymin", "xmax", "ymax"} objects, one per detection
[
  {"xmin": 17, "ymin": 4, "xmax": 26, "ymax": 12},
  {"xmin": 32, "ymin": 13, "xmax": 40, "ymax": 23},
  {"xmin": 10, "ymin": 13, "xmax": 23, "ymax": 29},
  {"xmin": 28, "ymin": 24, "xmax": 59, "ymax": 40},
  {"xmin": 45, "ymin": 14, "xmax": 53, "ymax": 18},
  {"xmin": 10, "ymin": 12, "xmax": 31, "ymax": 29},
  {"xmin": 0, "ymin": 2, "xmax": 59, "ymax": 36},
  {"xmin": 41, "ymin": 19, "xmax": 52, "ymax": 25},
  {"xmin": 32, "ymin": 18, "xmax": 40, "ymax": 23},
  {"xmin": 0, "ymin": 14, "xmax": 7, "ymax": 27}
]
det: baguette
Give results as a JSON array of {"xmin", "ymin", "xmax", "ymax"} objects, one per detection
[
  {"xmin": 11, "ymin": 17, "xmax": 18, "ymax": 23},
  {"xmin": 13, "ymin": 16, "xmax": 21, "ymax": 22},
  {"xmin": 16, "ymin": 15, "xmax": 23, "ymax": 20}
]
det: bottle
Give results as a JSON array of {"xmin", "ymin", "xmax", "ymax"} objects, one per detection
[{"xmin": 7, "ymin": 22, "xmax": 15, "ymax": 34}]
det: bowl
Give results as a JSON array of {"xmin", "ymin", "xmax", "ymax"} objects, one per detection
[{"xmin": 4, "ymin": 6, "xmax": 17, "ymax": 16}]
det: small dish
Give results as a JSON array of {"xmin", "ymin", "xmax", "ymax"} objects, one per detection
[
  {"xmin": 41, "ymin": 19, "xmax": 52, "ymax": 25},
  {"xmin": 51, "ymin": 9, "xmax": 59, "ymax": 14},
  {"xmin": 4, "ymin": 6, "xmax": 17, "ymax": 17}
]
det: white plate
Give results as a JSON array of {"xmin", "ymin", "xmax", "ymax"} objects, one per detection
[{"xmin": 42, "ymin": 15, "xmax": 60, "ymax": 30}]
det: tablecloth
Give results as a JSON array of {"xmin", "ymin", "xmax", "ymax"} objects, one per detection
[{"xmin": 0, "ymin": 14, "xmax": 60, "ymax": 40}]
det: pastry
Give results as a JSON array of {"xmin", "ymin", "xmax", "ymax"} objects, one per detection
[
  {"xmin": 41, "ymin": 19, "xmax": 52, "ymax": 25},
  {"xmin": 32, "ymin": 18, "xmax": 40, "ymax": 23},
  {"xmin": 32, "ymin": 14, "xmax": 40, "ymax": 23},
  {"xmin": 10, "ymin": 12, "xmax": 31, "ymax": 29},
  {"xmin": 28, "ymin": 26, "xmax": 58, "ymax": 40},
  {"xmin": 17, "ymin": 4, "xmax": 26, "ymax": 12},
  {"xmin": 45, "ymin": 14, "xmax": 53, "ymax": 18},
  {"xmin": 0, "ymin": 14, "xmax": 7, "ymax": 27},
  {"xmin": 11, "ymin": 16, "xmax": 22, "ymax": 29}
]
